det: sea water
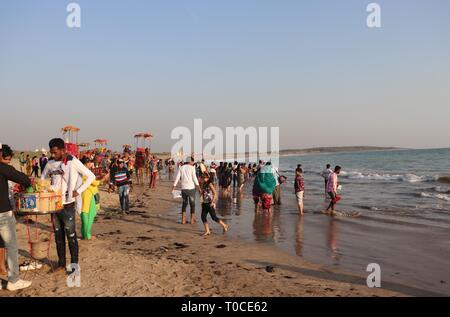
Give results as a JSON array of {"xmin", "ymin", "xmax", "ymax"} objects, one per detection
[
  {"xmin": 210, "ymin": 148, "xmax": 450, "ymax": 295},
  {"xmin": 280, "ymin": 148, "xmax": 450, "ymax": 227}
]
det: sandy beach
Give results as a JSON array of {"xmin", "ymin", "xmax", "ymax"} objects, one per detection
[{"xmin": 0, "ymin": 170, "xmax": 408, "ymax": 297}]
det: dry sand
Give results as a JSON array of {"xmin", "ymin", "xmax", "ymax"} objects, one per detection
[{"xmin": 0, "ymin": 176, "xmax": 405, "ymax": 297}]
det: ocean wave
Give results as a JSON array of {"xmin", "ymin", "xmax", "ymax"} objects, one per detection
[
  {"xmin": 420, "ymin": 192, "xmax": 450, "ymax": 202},
  {"xmin": 434, "ymin": 186, "xmax": 449, "ymax": 193},
  {"xmin": 339, "ymin": 171, "xmax": 439, "ymax": 183}
]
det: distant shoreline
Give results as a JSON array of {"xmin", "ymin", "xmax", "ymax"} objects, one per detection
[
  {"xmin": 191, "ymin": 146, "xmax": 405, "ymax": 161},
  {"xmin": 13, "ymin": 146, "xmax": 416, "ymax": 161},
  {"xmin": 278, "ymin": 146, "xmax": 404, "ymax": 157}
]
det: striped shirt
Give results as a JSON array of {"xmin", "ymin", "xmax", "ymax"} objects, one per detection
[{"xmin": 114, "ymin": 168, "xmax": 131, "ymax": 187}]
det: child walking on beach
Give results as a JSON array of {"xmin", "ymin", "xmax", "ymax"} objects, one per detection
[{"xmin": 200, "ymin": 173, "xmax": 229, "ymax": 236}]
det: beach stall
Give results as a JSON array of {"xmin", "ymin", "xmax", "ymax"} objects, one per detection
[{"xmin": 61, "ymin": 125, "xmax": 80, "ymax": 157}]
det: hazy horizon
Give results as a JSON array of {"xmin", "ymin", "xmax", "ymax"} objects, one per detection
[{"xmin": 1, "ymin": 0, "xmax": 450, "ymax": 152}]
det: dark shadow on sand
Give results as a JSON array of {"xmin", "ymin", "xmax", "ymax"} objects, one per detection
[{"xmin": 245, "ymin": 260, "xmax": 447, "ymax": 297}]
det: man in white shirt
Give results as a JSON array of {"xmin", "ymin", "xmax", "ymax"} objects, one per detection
[
  {"xmin": 172, "ymin": 157, "xmax": 201, "ymax": 225},
  {"xmin": 321, "ymin": 164, "xmax": 333, "ymax": 198},
  {"xmin": 42, "ymin": 138, "xmax": 95, "ymax": 272}
]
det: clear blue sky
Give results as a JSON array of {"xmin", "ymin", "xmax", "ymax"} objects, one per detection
[{"xmin": 1, "ymin": 0, "xmax": 449, "ymax": 151}]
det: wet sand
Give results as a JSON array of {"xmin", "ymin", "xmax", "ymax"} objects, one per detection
[
  {"xmin": 0, "ymin": 175, "xmax": 405, "ymax": 297},
  {"xmin": 199, "ymin": 188, "xmax": 450, "ymax": 297}
]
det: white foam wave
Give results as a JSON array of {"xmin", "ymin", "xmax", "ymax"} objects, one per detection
[
  {"xmin": 434, "ymin": 186, "xmax": 449, "ymax": 193},
  {"xmin": 340, "ymin": 171, "xmax": 439, "ymax": 183},
  {"xmin": 420, "ymin": 192, "xmax": 450, "ymax": 202}
]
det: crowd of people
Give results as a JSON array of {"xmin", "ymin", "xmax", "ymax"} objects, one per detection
[
  {"xmin": 171, "ymin": 157, "xmax": 342, "ymax": 235},
  {"xmin": 18, "ymin": 152, "xmax": 48, "ymax": 178},
  {"xmin": 0, "ymin": 138, "xmax": 343, "ymax": 292}
]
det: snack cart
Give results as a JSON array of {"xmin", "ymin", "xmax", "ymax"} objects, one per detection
[{"xmin": 14, "ymin": 179, "xmax": 63, "ymax": 274}]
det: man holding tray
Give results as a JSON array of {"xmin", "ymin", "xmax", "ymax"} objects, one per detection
[{"xmin": 42, "ymin": 138, "xmax": 95, "ymax": 273}]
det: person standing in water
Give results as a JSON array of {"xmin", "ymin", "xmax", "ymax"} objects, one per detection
[
  {"xmin": 232, "ymin": 161, "xmax": 239, "ymax": 188},
  {"xmin": 321, "ymin": 164, "xmax": 333, "ymax": 198},
  {"xmin": 200, "ymin": 173, "xmax": 229, "ymax": 236},
  {"xmin": 326, "ymin": 166, "xmax": 342, "ymax": 215},
  {"xmin": 269, "ymin": 162, "xmax": 282, "ymax": 205},
  {"xmin": 252, "ymin": 164, "xmax": 276, "ymax": 213},
  {"xmin": 172, "ymin": 157, "xmax": 201, "ymax": 225},
  {"xmin": 238, "ymin": 163, "xmax": 246, "ymax": 191},
  {"xmin": 294, "ymin": 167, "xmax": 305, "ymax": 215}
]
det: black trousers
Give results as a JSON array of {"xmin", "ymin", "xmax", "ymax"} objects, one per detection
[
  {"xmin": 54, "ymin": 203, "xmax": 79, "ymax": 267},
  {"xmin": 31, "ymin": 166, "xmax": 39, "ymax": 177},
  {"xmin": 201, "ymin": 203, "xmax": 220, "ymax": 223}
]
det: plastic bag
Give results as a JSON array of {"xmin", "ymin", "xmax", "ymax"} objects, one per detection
[{"xmin": 172, "ymin": 190, "xmax": 182, "ymax": 199}]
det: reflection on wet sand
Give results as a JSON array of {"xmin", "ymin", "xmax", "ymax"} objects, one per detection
[
  {"xmin": 233, "ymin": 189, "xmax": 244, "ymax": 216},
  {"xmin": 295, "ymin": 216, "xmax": 304, "ymax": 257},
  {"xmin": 252, "ymin": 212, "xmax": 274, "ymax": 242},
  {"xmin": 327, "ymin": 219, "xmax": 339, "ymax": 261},
  {"xmin": 217, "ymin": 189, "xmax": 232, "ymax": 217},
  {"xmin": 213, "ymin": 182, "xmax": 339, "ymax": 263},
  {"xmin": 251, "ymin": 210, "xmax": 283, "ymax": 243}
]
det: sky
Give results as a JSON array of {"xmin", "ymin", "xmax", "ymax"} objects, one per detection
[{"xmin": 1, "ymin": 0, "xmax": 450, "ymax": 152}]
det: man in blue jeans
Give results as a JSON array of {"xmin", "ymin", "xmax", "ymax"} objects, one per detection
[
  {"xmin": 113, "ymin": 160, "xmax": 132, "ymax": 214},
  {"xmin": 0, "ymin": 144, "xmax": 33, "ymax": 291},
  {"xmin": 42, "ymin": 138, "xmax": 95, "ymax": 272}
]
